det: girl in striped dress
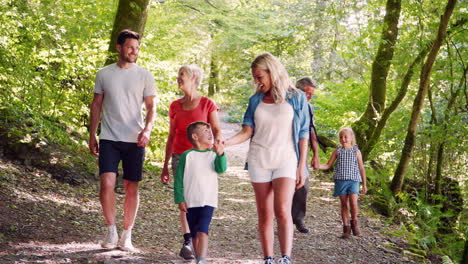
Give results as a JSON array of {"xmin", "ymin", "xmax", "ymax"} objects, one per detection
[{"xmin": 318, "ymin": 127, "xmax": 367, "ymax": 238}]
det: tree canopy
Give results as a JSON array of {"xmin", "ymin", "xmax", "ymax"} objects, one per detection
[{"xmin": 0, "ymin": 0, "xmax": 466, "ymax": 262}]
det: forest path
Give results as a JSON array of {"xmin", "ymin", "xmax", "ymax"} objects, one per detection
[{"xmin": 0, "ymin": 115, "xmax": 422, "ymax": 264}]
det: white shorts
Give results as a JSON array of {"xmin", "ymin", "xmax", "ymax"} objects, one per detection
[{"xmin": 248, "ymin": 163, "xmax": 297, "ymax": 183}]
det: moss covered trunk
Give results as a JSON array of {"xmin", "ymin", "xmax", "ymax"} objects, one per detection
[
  {"xmin": 391, "ymin": 0, "xmax": 457, "ymax": 195},
  {"xmin": 352, "ymin": 0, "xmax": 401, "ymax": 158}
]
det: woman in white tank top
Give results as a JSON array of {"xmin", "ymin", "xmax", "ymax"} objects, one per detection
[{"xmin": 225, "ymin": 53, "xmax": 310, "ymax": 264}]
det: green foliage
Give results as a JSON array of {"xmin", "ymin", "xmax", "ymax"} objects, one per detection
[
  {"xmin": 0, "ymin": 1, "xmax": 466, "ymax": 261},
  {"xmin": 370, "ymin": 172, "xmax": 466, "ymax": 262},
  {"xmin": 0, "ymin": 101, "xmax": 96, "ymax": 180}
]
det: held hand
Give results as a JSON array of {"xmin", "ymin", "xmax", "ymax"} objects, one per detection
[
  {"xmin": 137, "ymin": 129, "xmax": 151, "ymax": 147},
  {"xmin": 213, "ymin": 139, "xmax": 224, "ymax": 155},
  {"xmin": 361, "ymin": 184, "xmax": 367, "ymax": 195},
  {"xmin": 295, "ymin": 168, "xmax": 306, "ymax": 189},
  {"xmin": 312, "ymin": 156, "xmax": 319, "ymax": 170},
  {"xmin": 178, "ymin": 202, "xmax": 188, "ymax": 213},
  {"xmin": 89, "ymin": 135, "xmax": 99, "ymax": 156},
  {"xmin": 221, "ymin": 138, "xmax": 229, "ymax": 147},
  {"xmin": 160, "ymin": 167, "xmax": 170, "ymax": 184}
]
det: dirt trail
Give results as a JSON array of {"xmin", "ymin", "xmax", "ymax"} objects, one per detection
[{"xmin": 0, "ymin": 116, "xmax": 423, "ymax": 264}]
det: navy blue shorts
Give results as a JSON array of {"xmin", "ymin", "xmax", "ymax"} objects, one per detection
[
  {"xmin": 333, "ymin": 180, "xmax": 360, "ymax": 197},
  {"xmin": 187, "ymin": 206, "xmax": 215, "ymax": 238},
  {"xmin": 98, "ymin": 140, "xmax": 145, "ymax": 182}
]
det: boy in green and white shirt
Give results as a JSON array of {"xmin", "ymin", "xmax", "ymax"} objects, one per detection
[{"xmin": 174, "ymin": 121, "xmax": 227, "ymax": 264}]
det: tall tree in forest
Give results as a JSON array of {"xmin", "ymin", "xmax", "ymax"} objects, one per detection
[
  {"xmin": 105, "ymin": 0, "xmax": 151, "ymax": 65},
  {"xmin": 351, "ymin": 0, "xmax": 401, "ymax": 160},
  {"xmin": 390, "ymin": 0, "xmax": 457, "ymax": 195},
  {"xmin": 431, "ymin": 67, "xmax": 466, "ymax": 195}
]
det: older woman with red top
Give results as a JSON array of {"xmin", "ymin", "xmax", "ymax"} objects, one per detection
[{"xmin": 160, "ymin": 64, "xmax": 221, "ymax": 260}]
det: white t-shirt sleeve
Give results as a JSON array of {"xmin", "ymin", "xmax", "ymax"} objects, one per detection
[
  {"xmin": 143, "ymin": 71, "xmax": 157, "ymax": 98},
  {"xmin": 94, "ymin": 70, "xmax": 104, "ymax": 94}
]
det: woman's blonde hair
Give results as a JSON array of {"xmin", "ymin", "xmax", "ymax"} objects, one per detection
[
  {"xmin": 338, "ymin": 127, "xmax": 356, "ymax": 146},
  {"xmin": 251, "ymin": 52, "xmax": 297, "ymax": 103},
  {"xmin": 179, "ymin": 64, "xmax": 204, "ymax": 89}
]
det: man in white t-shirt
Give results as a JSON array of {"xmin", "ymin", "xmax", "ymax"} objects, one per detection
[{"xmin": 89, "ymin": 29, "xmax": 156, "ymax": 251}]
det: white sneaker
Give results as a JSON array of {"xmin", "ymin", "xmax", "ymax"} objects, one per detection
[
  {"xmin": 118, "ymin": 229, "xmax": 135, "ymax": 252},
  {"xmin": 101, "ymin": 225, "xmax": 118, "ymax": 248}
]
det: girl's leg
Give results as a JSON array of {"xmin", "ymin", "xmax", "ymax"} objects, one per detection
[
  {"xmin": 339, "ymin": 195, "xmax": 352, "ymax": 238},
  {"xmin": 252, "ymin": 182, "xmax": 274, "ymax": 257},
  {"xmin": 349, "ymin": 194, "xmax": 359, "ymax": 222},
  {"xmin": 272, "ymin": 178, "xmax": 296, "ymax": 256},
  {"xmin": 349, "ymin": 193, "xmax": 361, "ymax": 236},
  {"xmin": 339, "ymin": 195, "xmax": 350, "ymax": 225}
]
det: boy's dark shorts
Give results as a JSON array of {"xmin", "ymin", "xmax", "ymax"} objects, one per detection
[
  {"xmin": 99, "ymin": 139, "xmax": 145, "ymax": 182},
  {"xmin": 187, "ymin": 206, "xmax": 215, "ymax": 238}
]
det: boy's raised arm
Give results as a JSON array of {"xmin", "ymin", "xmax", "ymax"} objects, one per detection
[{"xmin": 214, "ymin": 152, "xmax": 227, "ymax": 174}]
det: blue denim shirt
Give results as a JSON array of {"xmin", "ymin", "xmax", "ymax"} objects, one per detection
[{"xmin": 242, "ymin": 90, "xmax": 310, "ymax": 163}]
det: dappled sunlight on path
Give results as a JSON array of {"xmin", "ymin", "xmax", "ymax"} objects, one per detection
[{"xmin": 0, "ymin": 115, "xmax": 423, "ymax": 263}]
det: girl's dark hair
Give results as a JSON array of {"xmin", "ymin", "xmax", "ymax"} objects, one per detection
[{"xmin": 117, "ymin": 29, "xmax": 140, "ymax": 46}]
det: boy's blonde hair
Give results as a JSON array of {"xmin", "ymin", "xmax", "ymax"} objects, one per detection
[
  {"xmin": 179, "ymin": 64, "xmax": 204, "ymax": 89},
  {"xmin": 251, "ymin": 52, "xmax": 297, "ymax": 104},
  {"xmin": 339, "ymin": 127, "xmax": 356, "ymax": 146}
]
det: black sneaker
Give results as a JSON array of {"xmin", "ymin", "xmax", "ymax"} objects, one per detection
[
  {"xmin": 263, "ymin": 256, "xmax": 274, "ymax": 264},
  {"xmin": 179, "ymin": 242, "xmax": 195, "ymax": 260},
  {"xmin": 295, "ymin": 222, "xmax": 309, "ymax": 233}
]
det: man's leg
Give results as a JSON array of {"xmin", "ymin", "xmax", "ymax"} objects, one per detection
[
  {"xmin": 118, "ymin": 142, "xmax": 144, "ymax": 251},
  {"xmin": 123, "ymin": 180, "xmax": 139, "ymax": 230},
  {"xmin": 118, "ymin": 179, "xmax": 139, "ymax": 251},
  {"xmin": 100, "ymin": 172, "xmax": 117, "ymax": 225},
  {"xmin": 291, "ymin": 176, "xmax": 310, "ymax": 233},
  {"xmin": 100, "ymin": 172, "xmax": 118, "ymax": 248}
]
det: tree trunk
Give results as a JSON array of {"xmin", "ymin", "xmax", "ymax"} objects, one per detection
[
  {"xmin": 208, "ymin": 55, "xmax": 219, "ymax": 96},
  {"xmin": 425, "ymin": 87, "xmax": 438, "ymax": 188},
  {"xmin": 105, "ymin": 0, "xmax": 151, "ymax": 65},
  {"xmin": 352, "ymin": 0, "xmax": 401, "ymax": 153},
  {"xmin": 390, "ymin": 0, "xmax": 457, "ymax": 195},
  {"xmin": 463, "ymin": 239, "xmax": 468, "ymax": 264},
  {"xmin": 433, "ymin": 67, "xmax": 466, "ymax": 195},
  {"xmin": 360, "ymin": 46, "xmax": 429, "ymax": 161},
  {"xmin": 434, "ymin": 142, "xmax": 445, "ymax": 195}
]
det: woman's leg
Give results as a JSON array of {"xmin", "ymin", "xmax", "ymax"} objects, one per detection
[
  {"xmin": 180, "ymin": 212, "xmax": 190, "ymax": 234},
  {"xmin": 272, "ymin": 178, "xmax": 296, "ymax": 256},
  {"xmin": 252, "ymin": 182, "xmax": 274, "ymax": 257}
]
